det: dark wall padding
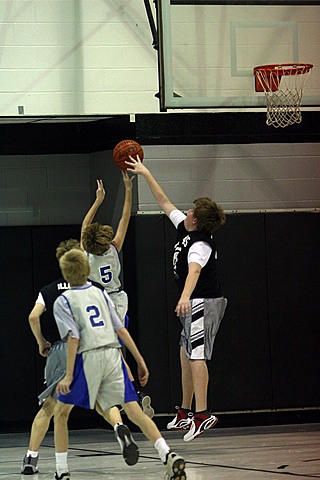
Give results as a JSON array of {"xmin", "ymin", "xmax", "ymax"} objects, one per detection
[
  {"xmin": 123, "ymin": 212, "xmax": 320, "ymax": 414},
  {"xmin": 1, "ymin": 213, "xmax": 319, "ymax": 431},
  {"xmin": 123, "ymin": 215, "xmax": 175, "ymax": 412},
  {"xmin": 0, "ymin": 227, "xmax": 35, "ymax": 423},
  {"xmin": 265, "ymin": 213, "xmax": 320, "ymax": 408},
  {"xmin": 0, "ymin": 225, "xmax": 96, "ymax": 430},
  {"xmin": 209, "ymin": 214, "xmax": 273, "ymax": 411}
]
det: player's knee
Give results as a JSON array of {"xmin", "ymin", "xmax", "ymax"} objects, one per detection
[
  {"xmin": 54, "ymin": 402, "xmax": 72, "ymax": 423},
  {"xmin": 41, "ymin": 397, "xmax": 56, "ymax": 417}
]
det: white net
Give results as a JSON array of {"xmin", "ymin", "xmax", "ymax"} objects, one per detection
[{"xmin": 254, "ymin": 64, "xmax": 313, "ymax": 128}]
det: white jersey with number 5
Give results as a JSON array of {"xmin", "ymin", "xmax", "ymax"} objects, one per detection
[
  {"xmin": 85, "ymin": 244, "xmax": 128, "ymax": 324},
  {"xmin": 86, "ymin": 244, "xmax": 121, "ymax": 292}
]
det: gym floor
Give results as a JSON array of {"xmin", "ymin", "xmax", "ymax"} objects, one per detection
[{"xmin": 2, "ymin": 422, "xmax": 320, "ymax": 479}]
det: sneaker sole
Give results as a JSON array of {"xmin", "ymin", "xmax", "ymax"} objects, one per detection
[
  {"xmin": 21, "ymin": 466, "xmax": 39, "ymax": 475},
  {"xmin": 171, "ymin": 457, "xmax": 186, "ymax": 480},
  {"xmin": 116, "ymin": 425, "xmax": 139, "ymax": 466},
  {"xmin": 141, "ymin": 395, "xmax": 155, "ymax": 419},
  {"xmin": 54, "ymin": 474, "xmax": 71, "ymax": 480},
  {"xmin": 184, "ymin": 416, "xmax": 218, "ymax": 442}
]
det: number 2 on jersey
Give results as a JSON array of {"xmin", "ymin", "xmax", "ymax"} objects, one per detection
[{"xmin": 86, "ymin": 305, "xmax": 104, "ymax": 327}]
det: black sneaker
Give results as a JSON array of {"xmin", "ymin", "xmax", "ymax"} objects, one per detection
[
  {"xmin": 137, "ymin": 391, "xmax": 155, "ymax": 418},
  {"xmin": 114, "ymin": 424, "xmax": 139, "ymax": 466},
  {"xmin": 54, "ymin": 473, "xmax": 70, "ymax": 480},
  {"xmin": 21, "ymin": 454, "xmax": 39, "ymax": 475}
]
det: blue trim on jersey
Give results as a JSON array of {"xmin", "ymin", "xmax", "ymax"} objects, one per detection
[
  {"xmin": 58, "ymin": 353, "xmax": 90, "ymax": 409},
  {"xmin": 69, "ymin": 283, "xmax": 92, "ymax": 291},
  {"xmin": 121, "ymin": 358, "xmax": 138, "ymax": 403}
]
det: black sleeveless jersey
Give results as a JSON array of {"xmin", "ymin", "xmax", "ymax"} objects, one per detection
[{"xmin": 173, "ymin": 221, "xmax": 223, "ymax": 299}]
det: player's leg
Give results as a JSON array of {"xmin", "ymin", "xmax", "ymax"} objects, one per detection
[
  {"xmin": 190, "ymin": 358, "xmax": 208, "ymax": 412},
  {"xmin": 123, "ymin": 401, "xmax": 186, "ymax": 480},
  {"xmin": 95, "ymin": 402, "xmax": 122, "ymax": 425},
  {"xmin": 95, "ymin": 402, "xmax": 139, "ymax": 466},
  {"xmin": 53, "ymin": 401, "xmax": 74, "ymax": 480},
  {"xmin": 167, "ymin": 346, "xmax": 194, "ymax": 431},
  {"xmin": 183, "ymin": 298, "xmax": 226, "ymax": 442},
  {"xmin": 21, "ymin": 395, "xmax": 56, "ymax": 474}
]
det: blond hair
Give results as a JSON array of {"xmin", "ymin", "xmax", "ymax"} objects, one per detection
[
  {"xmin": 59, "ymin": 249, "xmax": 90, "ymax": 286},
  {"xmin": 193, "ymin": 197, "xmax": 226, "ymax": 234},
  {"xmin": 82, "ymin": 222, "xmax": 114, "ymax": 255}
]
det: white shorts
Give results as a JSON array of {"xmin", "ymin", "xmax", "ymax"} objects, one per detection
[
  {"xmin": 58, "ymin": 346, "xmax": 138, "ymax": 412},
  {"xmin": 109, "ymin": 290, "xmax": 128, "ymax": 325},
  {"xmin": 180, "ymin": 297, "xmax": 227, "ymax": 360}
]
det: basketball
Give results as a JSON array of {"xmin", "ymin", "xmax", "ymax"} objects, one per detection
[{"xmin": 113, "ymin": 140, "xmax": 144, "ymax": 171}]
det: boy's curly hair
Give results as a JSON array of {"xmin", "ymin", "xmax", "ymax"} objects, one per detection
[
  {"xmin": 82, "ymin": 222, "xmax": 114, "ymax": 255},
  {"xmin": 56, "ymin": 239, "xmax": 80, "ymax": 261},
  {"xmin": 193, "ymin": 197, "xmax": 226, "ymax": 235}
]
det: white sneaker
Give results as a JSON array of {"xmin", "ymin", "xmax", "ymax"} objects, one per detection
[
  {"xmin": 183, "ymin": 413, "xmax": 218, "ymax": 442},
  {"xmin": 164, "ymin": 450, "xmax": 186, "ymax": 480},
  {"xmin": 138, "ymin": 391, "xmax": 155, "ymax": 418}
]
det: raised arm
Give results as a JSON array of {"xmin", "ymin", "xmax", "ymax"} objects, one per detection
[
  {"xmin": 80, "ymin": 179, "xmax": 105, "ymax": 249},
  {"xmin": 112, "ymin": 171, "xmax": 134, "ymax": 252},
  {"xmin": 126, "ymin": 156, "xmax": 177, "ymax": 217}
]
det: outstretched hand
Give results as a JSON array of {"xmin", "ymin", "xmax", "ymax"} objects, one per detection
[
  {"xmin": 122, "ymin": 169, "xmax": 135, "ymax": 188},
  {"xmin": 126, "ymin": 155, "xmax": 147, "ymax": 175},
  {"xmin": 96, "ymin": 179, "xmax": 105, "ymax": 203}
]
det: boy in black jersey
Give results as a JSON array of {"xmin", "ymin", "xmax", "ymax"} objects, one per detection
[{"xmin": 127, "ymin": 157, "xmax": 227, "ymax": 442}]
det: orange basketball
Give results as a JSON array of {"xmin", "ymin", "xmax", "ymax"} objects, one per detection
[{"xmin": 113, "ymin": 139, "xmax": 144, "ymax": 171}]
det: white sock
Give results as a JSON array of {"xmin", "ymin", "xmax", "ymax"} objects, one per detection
[
  {"xmin": 55, "ymin": 452, "xmax": 68, "ymax": 475},
  {"xmin": 154, "ymin": 437, "xmax": 170, "ymax": 464},
  {"xmin": 113, "ymin": 422, "xmax": 123, "ymax": 431},
  {"xmin": 27, "ymin": 450, "xmax": 38, "ymax": 458}
]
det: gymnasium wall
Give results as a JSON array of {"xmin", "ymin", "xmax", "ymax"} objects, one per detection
[
  {"xmin": 0, "ymin": 0, "xmax": 319, "ymax": 116},
  {"xmin": 0, "ymin": 0, "xmax": 159, "ymax": 116},
  {"xmin": 1, "ymin": 211, "xmax": 319, "ymax": 432},
  {"xmin": 0, "ymin": 135, "xmax": 319, "ymax": 227}
]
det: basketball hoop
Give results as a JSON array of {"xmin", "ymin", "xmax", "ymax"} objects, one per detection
[{"xmin": 253, "ymin": 63, "xmax": 313, "ymax": 128}]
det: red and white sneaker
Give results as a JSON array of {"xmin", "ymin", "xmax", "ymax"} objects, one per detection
[
  {"xmin": 167, "ymin": 407, "xmax": 193, "ymax": 430},
  {"xmin": 183, "ymin": 412, "xmax": 218, "ymax": 442}
]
